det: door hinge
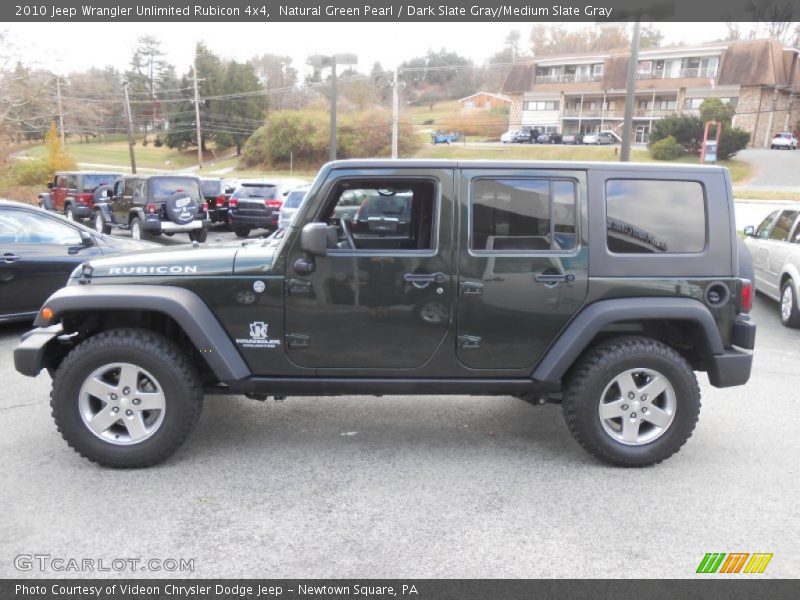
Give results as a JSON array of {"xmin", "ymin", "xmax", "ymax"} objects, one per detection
[
  {"xmin": 457, "ymin": 335, "xmax": 481, "ymax": 350},
  {"xmin": 460, "ymin": 281, "xmax": 483, "ymax": 296},
  {"xmin": 286, "ymin": 333, "xmax": 311, "ymax": 349},
  {"xmin": 286, "ymin": 278, "xmax": 312, "ymax": 295}
]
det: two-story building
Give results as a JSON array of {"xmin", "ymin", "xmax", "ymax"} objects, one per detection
[{"xmin": 502, "ymin": 39, "xmax": 800, "ymax": 147}]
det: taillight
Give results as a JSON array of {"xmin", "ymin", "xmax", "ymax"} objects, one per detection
[
  {"xmin": 146, "ymin": 203, "xmax": 157, "ymax": 215},
  {"xmin": 216, "ymin": 195, "xmax": 226, "ymax": 207},
  {"xmin": 266, "ymin": 199, "xmax": 282, "ymax": 208},
  {"xmin": 201, "ymin": 202, "xmax": 208, "ymax": 213},
  {"xmin": 228, "ymin": 198, "xmax": 238, "ymax": 208},
  {"xmin": 738, "ymin": 279, "xmax": 753, "ymax": 313}
]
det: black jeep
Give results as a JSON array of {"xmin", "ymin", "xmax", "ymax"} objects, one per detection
[
  {"xmin": 15, "ymin": 159, "xmax": 756, "ymax": 469},
  {"xmin": 92, "ymin": 175, "xmax": 210, "ymax": 242}
]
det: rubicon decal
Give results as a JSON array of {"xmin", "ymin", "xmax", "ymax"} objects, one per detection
[
  {"xmin": 696, "ymin": 552, "xmax": 773, "ymax": 574},
  {"xmin": 108, "ymin": 266, "xmax": 198, "ymax": 275}
]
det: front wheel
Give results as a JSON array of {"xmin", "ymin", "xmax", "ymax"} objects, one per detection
[
  {"xmin": 130, "ymin": 217, "xmax": 150, "ymax": 241},
  {"xmin": 50, "ymin": 329, "xmax": 203, "ymax": 468},
  {"xmin": 562, "ymin": 336, "xmax": 700, "ymax": 467},
  {"xmin": 780, "ymin": 279, "xmax": 800, "ymax": 328},
  {"xmin": 94, "ymin": 212, "xmax": 111, "ymax": 235}
]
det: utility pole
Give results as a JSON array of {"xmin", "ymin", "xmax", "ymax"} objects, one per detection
[
  {"xmin": 55, "ymin": 77, "xmax": 66, "ymax": 147},
  {"xmin": 192, "ymin": 56, "xmax": 203, "ymax": 169},
  {"xmin": 122, "ymin": 81, "xmax": 137, "ymax": 174},
  {"xmin": 330, "ymin": 61, "xmax": 337, "ymax": 162},
  {"xmin": 391, "ymin": 66, "xmax": 399, "ymax": 159},
  {"xmin": 620, "ymin": 19, "xmax": 641, "ymax": 162}
]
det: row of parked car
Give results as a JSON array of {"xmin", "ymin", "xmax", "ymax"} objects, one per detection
[
  {"xmin": 500, "ymin": 127, "xmax": 619, "ymax": 145},
  {"xmin": 37, "ymin": 171, "xmax": 309, "ymax": 242}
]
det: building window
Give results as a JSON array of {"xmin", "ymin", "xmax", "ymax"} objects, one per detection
[
  {"xmin": 606, "ymin": 180, "xmax": 706, "ymax": 254},
  {"xmin": 471, "ymin": 179, "xmax": 577, "ymax": 252},
  {"xmin": 593, "ymin": 64, "xmax": 604, "ymax": 76},
  {"xmin": 524, "ymin": 101, "xmax": 560, "ymax": 111}
]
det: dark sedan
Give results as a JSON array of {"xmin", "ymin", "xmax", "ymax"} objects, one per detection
[
  {"xmin": 536, "ymin": 132, "xmax": 563, "ymax": 144},
  {"xmin": 0, "ymin": 200, "xmax": 155, "ymax": 323}
]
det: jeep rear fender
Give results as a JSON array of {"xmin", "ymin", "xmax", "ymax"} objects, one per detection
[
  {"xmin": 94, "ymin": 203, "xmax": 113, "ymax": 221},
  {"xmin": 33, "ymin": 285, "xmax": 250, "ymax": 381},
  {"xmin": 532, "ymin": 297, "xmax": 725, "ymax": 384}
]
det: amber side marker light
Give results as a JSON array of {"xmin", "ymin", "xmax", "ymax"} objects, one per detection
[{"xmin": 41, "ymin": 307, "xmax": 53, "ymax": 321}]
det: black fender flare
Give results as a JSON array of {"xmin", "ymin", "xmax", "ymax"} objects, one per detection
[
  {"xmin": 532, "ymin": 297, "xmax": 725, "ymax": 384},
  {"xmin": 38, "ymin": 193, "xmax": 53, "ymax": 209},
  {"xmin": 31, "ymin": 285, "xmax": 251, "ymax": 382},
  {"xmin": 128, "ymin": 207, "xmax": 146, "ymax": 223},
  {"xmin": 94, "ymin": 203, "xmax": 114, "ymax": 223}
]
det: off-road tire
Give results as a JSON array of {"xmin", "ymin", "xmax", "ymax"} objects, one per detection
[
  {"xmin": 130, "ymin": 216, "xmax": 150, "ymax": 241},
  {"xmin": 562, "ymin": 336, "xmax": 700, "ymax": 467},
  {"xmin": 65, "ymin": 204, "xmax": 75, "ymax": 221},
  {"xmin": 189, "ymin": 229, "xmax": 208, "ymax": 243},
  {"xmin": 780, "ymin": 279, "xmax": 800, "ymax": 328},
  {"xmin": 51, "ymin": 329, "xmax": 203, "ymax": 468},
  {"xmin": 94, "ymin": 211, "xmax": 111, "ymax": 235},
  {"xmin": 234, "ymin": 227, "xmax": 251, "ymax": 238}
]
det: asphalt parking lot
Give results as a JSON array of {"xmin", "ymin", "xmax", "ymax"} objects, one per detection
[{"xmin": 0, "ymin": 292, "xmax": 797, "ymax": 579}]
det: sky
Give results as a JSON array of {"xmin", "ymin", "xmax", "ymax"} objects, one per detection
[{"xmin": 2, "ymin": 21, "xmax": 737, "ymax": 77}]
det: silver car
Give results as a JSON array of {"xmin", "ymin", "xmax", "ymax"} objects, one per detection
[
  {"xmin": 743, "ymin": 207, "xmax": 800, "ymax": 327},
  {"xmin": 278, "ymin": 185, "xmax": 310, "ymax": 229}
]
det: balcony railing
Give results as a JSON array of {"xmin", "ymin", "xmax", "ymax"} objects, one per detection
[
  {"xmin": 534, "ymin": 73, "xmax": 603, "ymax": 84},
  {"xmin": 636, "ymin": 68, "xmax": 718, "ymax": 80},
  {"xmin": 563, "ymin": 109, "xmax": 625, "ymax": 118}
]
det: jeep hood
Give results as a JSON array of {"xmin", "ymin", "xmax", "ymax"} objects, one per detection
[{"xmin": 75, "ymin": 242, "xmax": 276, "ymax": 280}]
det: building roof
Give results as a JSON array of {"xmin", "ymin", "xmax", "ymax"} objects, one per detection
[
  {"xmin": 458, "ymin": 92, "xmax": 511, "ymax": 103},
  {"xmin": 502, "ymin": 64, "xmax": 534, "ymax": 94}
]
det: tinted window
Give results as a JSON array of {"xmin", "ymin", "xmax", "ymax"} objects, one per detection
[
  {"xmin": 0, "ymin": 209, "xmax": 82, "ymax": 245},
  {"xmin": 201, "ymin": 180, "xmax": 221, "ymax": 196},
  {"xmin": 471, "ymin": 178, "xmax": 577, "ymax": 252},
  {"xmin": 232, "ymin": 185, "xmax": 277, "ymax": 199},
  {"xmin": 284, "ymin": 190, "xmax": 307, "ymax": 209},
  {"xmin": 82, "ymin": 174, "xmax": 120, "ymax": 192},
  {"xmin": 769, "ymin": 211, "xmax": 798, "ymax": 241},
  {"xmin": 606, "ymin": 180, "xmax": 705, "ymax": 254},
  {"xmin": 150, "ymin": 178, "xmax": 202, "ymax": 201}
]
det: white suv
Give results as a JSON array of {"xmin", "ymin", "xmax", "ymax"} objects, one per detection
[{"xmin": 770, "ymin": 132, "xmax": 798, "ymax": 150}]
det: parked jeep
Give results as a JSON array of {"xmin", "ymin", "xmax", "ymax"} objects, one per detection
[
  {"xmin": 201, "ymin": 178, "xmax": 236, "ymax": 225},
  {"xmin": 39, "ymin": 171, "xmax": 122, "ymax": 222},
  {"xmin": 92, "ymin": 174, "xmax": 210, "ymax": 242},
  {"xmin": 15, "ymin": 160, "xmax": 756, "ymax": 469}
]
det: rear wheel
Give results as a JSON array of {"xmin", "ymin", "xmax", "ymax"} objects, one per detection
[
  {"xmin": 562, "ymin": 336, "xmax": 700, "ymax": 467},
  {"xmin": 189, "ymin": 229, "xmax": 208, "ymax": 243},
  {"xmin": 65, "ymin": 205, "xmax": 75, "ymax": 221},
  {"xmin": 130, "ymin": 217, "xmax": 150, "ymax": 241},
  {"xmin": 234, "ymin": 227, "xmax": 251, "ymax": 238},
  {"xmin": 51, "ymin": 329, "xmax": 203, "ymax": 468},
  {"xmin": 780, "ymin": 279, "xmax": 800, "ymax": 328}
]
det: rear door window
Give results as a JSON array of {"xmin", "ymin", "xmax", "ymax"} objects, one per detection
[
  {"xmin": 605, "ymin": 179, "xmax": 706, "ymax": 254},
  {"xmin": 769, "ymin": 211, "xmax": 798, "ymax": 242},
  {"xmin": 150, "ymin": 178, "xmax": 202, "ymax": 201}
]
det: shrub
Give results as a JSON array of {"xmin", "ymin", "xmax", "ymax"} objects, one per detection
[
  {"xmin": 154, "ymin": 136, "xmax": 164, "ymax": 147},
  {"xmin": 649, "ymin": 135, "xmax": 685, "ymax": 160},
  {"xmin": 241, "ymin": 109, "xmax": 421, "ymax": 168},
  {"xmin": 648, "ymin": 116, "xmax": 704, "ymax": 153},
  {"xmin": 717, "ymin": 126, "xmax": 750, "ymax": 160},
  {"xmin": 10, "ymin": 158, "xmax": 55, "ymax": 185}
]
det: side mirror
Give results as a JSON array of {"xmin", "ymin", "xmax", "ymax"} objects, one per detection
[
  {"xmin": 294, "ymin": 222, "xmax": 328, "ymax": 275},
  {"xmin": 47, "ymin": 182, "xmax": 53, "ymax": 190},
  {"xmin": 80, "ymin": 230, "xmax": 95, "ymax": 246},
  {"xmin": 743, "ymin": 225, "xmax": 755, "ymax": 237}
]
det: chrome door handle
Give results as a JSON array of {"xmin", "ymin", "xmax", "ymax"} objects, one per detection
[
  {"xmin": 2, "ymin": 253, "xmax": 21, "ymax": 263},
  {"xmin": 404, "ymin": 272, "xmax": 446, "ymax": 284}
]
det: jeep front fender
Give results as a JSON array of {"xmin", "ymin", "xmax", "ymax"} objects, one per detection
[{"xmin": 29, "ymin": 285, "xmax": 250, "ymax": 382}]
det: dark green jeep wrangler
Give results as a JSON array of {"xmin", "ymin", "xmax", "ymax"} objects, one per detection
[{"xmin": 14, "ymin": 160, "xmax": 756, "ymax": 468}]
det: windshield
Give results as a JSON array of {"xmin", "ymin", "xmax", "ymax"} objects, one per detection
[
  {"xmin": 150, "ymin": 178, "xmax": 202, "ymax": 201},
  {"xmin": 232, "ymin": 185, "xmax": 277, "ymax": 199},
  {"xmin": 283, "ymin": 190, "xmax": 306, "ymax": 209},
  {"xmin": 82, "ymin": 174, "xmax": 120, "ymax": 192}
]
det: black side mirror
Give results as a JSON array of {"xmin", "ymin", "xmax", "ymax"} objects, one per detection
[
  {"xmin": 743, "ymin": 225, "xmax": 755, "ymax": 237},
  {"xmin": 80, "ymin": 230, "xmax": 95, "ymax": 246},
  {"xmin": 47, "ymin": 182, "xmax": 54, "ymax": 190},
  {"xmin": 294, "ymin": 222, "xmax": 328, "ymax": 275}
]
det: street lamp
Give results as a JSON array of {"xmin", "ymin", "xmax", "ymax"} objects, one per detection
[{"xmin": 308, "ymin": 53, "xmax": 358, "ymax": 161}]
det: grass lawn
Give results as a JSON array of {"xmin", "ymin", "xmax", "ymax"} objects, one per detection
[
  {"xmin": 21, "ymin": 141, "xmax": 210, "ymax": 171},
  {"xmin": 413, "ymin": 143, "xmax": 753, "ymax": 183},
  {"xmin": 404, "ymin": 101, "xmax": 462, "ymax": 128}
]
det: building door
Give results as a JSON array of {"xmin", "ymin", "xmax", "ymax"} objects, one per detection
[{"xmin": 635, "ymin": 125, "xmax": 650, "ymax": 144}]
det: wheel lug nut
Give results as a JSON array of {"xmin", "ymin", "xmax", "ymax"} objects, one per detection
[
  {"xmin": 642, "ymin": 407, "xmax": 648, "ymax": 413},
  {"xmin": 132, "ymin": 398, "xmax": 141, "ymax": 406},
  {"xmin": 125, "ymin": 409, "xmax": 133, "ymax": 416},
  {"xmin": 112, "ymin": 407, "xmax": 119, "ymax": 413},
  {"xmin": 621, "ymin": 404, "xmax": 629, "ymax": 411},
  {"xmin": 630, "ymin": 413, "xmax": 637, "ymax": 419},
  {"xmin": 641, "ymin": 394, "xmax": 648, "ymax": 401},
  {"xmin": 109, "ymin": 393, "xmax": 117, "ymax": 401},
  {"xmin": 628, "ymin": 392, "xmax": 635, "ymax": 399},
  {"xmin": 123, "ymin": 387, "xmax": 131, "ymax": 395}
]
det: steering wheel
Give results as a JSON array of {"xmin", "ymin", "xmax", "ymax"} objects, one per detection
[{"xmin": 339, "ymin": 217, "xmax": 356, "ymax": 250}]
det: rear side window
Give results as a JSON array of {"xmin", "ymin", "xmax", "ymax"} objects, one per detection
[
  {"xmin": 82, "ymin": 174, "xmax": 119, "ymax": 192},
  {"xmin": 284, "ymin": 190, "xmax": 306, "ymax": 209},
  {"xmin": 471, "ymin": 178, "xmax": 577, "ymax": 252},
  {"xmin": 233, "ymin": 185, "xmax": 277, "ymax": 199},
  {"xmin": 150, "ymin": 178, "xmax": 202, "ymax": 201},
  {"xmin": 605, "ymin": 179, "xmax": 706, "ymax": 254}
]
